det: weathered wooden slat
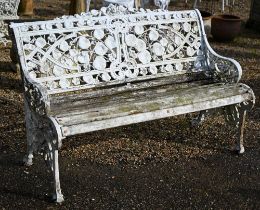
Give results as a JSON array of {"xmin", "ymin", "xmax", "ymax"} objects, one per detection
[
  {"xmin": 61, "ymin": 92, "xmax": 250, "ymax": 137},
  {"xmin": 56, "ymin": 83, "xmax": 249, "ymax": 128},
  {"xmin": 51, "ymin": 79, "xmax": 213, "ymax": 116},
  {"xmin": 50, "ymin": 72, "xmax": 210, "ymax": 105}
]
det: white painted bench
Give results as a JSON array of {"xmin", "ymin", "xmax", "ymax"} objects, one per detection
[
  {"xmin": 0, "ymin": 0, "xmax": 20, "ymax": 45},
  {"xmin": 11, "ymin": 5, "xmax": 255, "ymax": 202},
  {"xmin": 103, "ymin": 0, "xmax": 135, "ymax": 8},
  {"xmin": 86, "ymin": 0, "xmax": 149, "ymax": 11}
]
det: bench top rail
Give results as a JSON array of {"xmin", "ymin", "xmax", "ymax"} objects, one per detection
[{"xmin": 11, "ymin": 5, "xmax": 208, "ymax": 94}]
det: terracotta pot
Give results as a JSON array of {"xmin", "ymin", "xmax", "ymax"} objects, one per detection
[
  {"xmin": 211, "ymin": 14, "xmax": 242, "ymax": 42},
  {"xmin": 199, "ymin": 10, "xmax": 212, "ymax": 36},
  {"xmin": 18, "ymin": 0, "xmax": 34, "ymax": 16},
  {"xmin": 69, "ymin": 0, "xmax": 86, "ymax": 15}
]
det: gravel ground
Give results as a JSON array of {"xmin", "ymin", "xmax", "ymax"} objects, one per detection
[{"xmin": 0, "ymin": 0, "xmax": 259, "ymax": 209}]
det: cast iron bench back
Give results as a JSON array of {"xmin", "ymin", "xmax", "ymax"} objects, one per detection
[{"xmin": 12, "ymin": 5, "xmax": 208, "ymax": 95}]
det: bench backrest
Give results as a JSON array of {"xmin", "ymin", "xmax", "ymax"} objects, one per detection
[
  {"xmin": 11, "ymin": 5, "xmax": 207, "ymax": 95},
  {"xmin": 0, "ymin": 0, "xmax": 20, "ymax": 20}
]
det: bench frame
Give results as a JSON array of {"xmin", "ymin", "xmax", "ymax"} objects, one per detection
[
  {"xmin": 11, "ymin": 5, "xmax": 255, "ymax": 203},
  {"xmin": 0, "ymin": 0, "xmax": 20, "ymax": 45}
]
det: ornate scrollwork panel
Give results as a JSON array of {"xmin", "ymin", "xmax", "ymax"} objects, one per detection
[
  {"xmin": 12, "ymin": 5, "xmax": 206, "ymax": 93},
  {"xmin": 204, "ymin": 49, "xmax": 242, "ymax": 83},
  {"xmin": 24, "ymin": 77, "xmax": 49, "ymax": 116},
  {"xmin": 24, "ymin": 101, "xmax": 63, "ymax": 161},
  {"xmin": 0, "ymin": 0, "xmax": 20, "ymax": 18},
  {"xmin": 24, "ymin": 102, "xmax": 64, "ymax": 201}
]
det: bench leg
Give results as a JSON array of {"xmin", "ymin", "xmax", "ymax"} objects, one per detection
[
  {"xmin": 23, "ymin": 114, "xmax": 34, "ymax": 166},
  {"xmin": 191, "ymin": 110, "xmax": 208, "ymax": 126},
  {"xmin": 52, "ymin": 149, "xmax": 64, "ymax": 203},
  {"xmin": 24, "ymin": 99, "xmax": 64, "ymax": 201},
  {"xmin": 23, "ymin": 145, "xmax": 34, "ymax": 166},
  {"xmin": 23, "ymin": 102, "xmax": 35, "ymax": 166},
  {"xmin": 236, "ymin": 109, "xmax": 246, "ymax": 154},
  {"xmin": 224, "ymin": 103, "xmax": 253, "ymax": 154},
  {"xmin": 44, "ymin": 139, "xmax": 64, "ymax": 203},
  {"xmin": 191, "ymin": 109, "xmax": 218, "ymax": 127}
]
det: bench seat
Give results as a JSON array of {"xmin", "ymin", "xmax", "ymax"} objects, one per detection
[{"xmin": 51, "ymin": 82, "xmax": 252, "ymax": 136}]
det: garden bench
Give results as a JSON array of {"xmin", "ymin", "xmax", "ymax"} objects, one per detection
[
  {"xmin": 11, "ymin": 5, "xmax": 255, "ymax": 202},
  {"xmin": 0, "ymin": 0, "xmax": 20, "ymax": 45}
]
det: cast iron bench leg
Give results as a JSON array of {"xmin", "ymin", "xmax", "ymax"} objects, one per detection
[
  {"xmin": 236, "ymin": 109, "xmax": 246, "ymax": 154},
  {"xmin": 44, "ymin": 138, "xmax": 64, "ymax": 203},
  {"xmin": 23, "ymin": 101, "xmax": 34, "ymax": 166},
  {"xmin": 191, "ymin": 110, "xmax": 209, "ymax": 127},
  {"xmin": 52, "ymin": 149, "xmax": 64, "ymax": 203}
]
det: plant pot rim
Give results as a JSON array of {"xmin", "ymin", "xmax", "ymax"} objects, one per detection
[{"xmin": 212, "ymin": 14, "xmax": 241, "ymax": 21}]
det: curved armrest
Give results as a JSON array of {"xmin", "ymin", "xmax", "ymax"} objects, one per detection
[
  {"xmin": 23, "ymin": 72, "xmax": 50, "ymax": 116},
  {"xmin": 195, "ymin": 9, "xmax": 242, "ymax": 83},
  {"xmin": 11, "ymin": 23, "xmax": 50, "ymax": 116},
  {"xmin": 204, "ymin": 45, "xmax": 242, "ymax": 83}
]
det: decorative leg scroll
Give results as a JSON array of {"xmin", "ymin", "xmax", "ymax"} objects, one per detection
[
  {"xmin": 191, "ymin": 110, "xmax": 209, "ymax": 127},
  {"xmin": 224, "ymin": 101, "xmax": 254, "ymax": 154},
  {"xmin": 44, "ymin": 138, "xmax": 64, "ymax": 203},
  {"xmin": 53, "ymin": 149, "xmax": 64, "ymax": 203},
  {"xmin": 43, "ymin": 117, "xmax": 64, "ymax": 203},
  {"xmin": 23, "ymin": 100, "xmax": 36, "ymax": 166},
  {"xmin": 23, "ymin": 100, "xmax": 65, "ymax": 202},
  {"xmin": 237, "ymin": 109, "xmax": 246, "ymax": 154},
  {"xmin": 191, "ymin": 109, "xmax": 217, "ymax": 127}
]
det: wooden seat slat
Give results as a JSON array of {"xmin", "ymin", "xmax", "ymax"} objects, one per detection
[{"xmin": 55, "ymin": 83, "xmax": 250, "ymax": 127}]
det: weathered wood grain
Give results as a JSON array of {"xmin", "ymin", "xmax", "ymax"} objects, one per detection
[
  {"xmin": 50, "ymin": 72, "xmax": 210, "ymax": 105},
  {"xmin": 56, "ymin": 83, "xmax": 251, "ymax": 128},
  {"xmin": 61, "ymin": 93, "xmax": 250, "ymax": 136}
]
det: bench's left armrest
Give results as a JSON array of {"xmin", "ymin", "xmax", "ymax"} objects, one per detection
[{"xmin": 23, "ymin": 74, "xmax": 50, "ymax": 116}]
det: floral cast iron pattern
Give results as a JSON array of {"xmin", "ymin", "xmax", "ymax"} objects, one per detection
[
  {"xmin": 16, "ymin": 5, "xmax": 205, "ymax": 92},
  {"xmin": 205, "ymin": 49, "xmax": 241, "ymax": 83},
  {"xmin": 24, "ymin": 77, "xmax": 49, "ymax": 116},
  {"xmin": 0, "ymin": 0, "xmax": 20, "ymax": 44},
  {"xmin": 0, "ymin": 0, "xmax": 20, "ymax": 18}
]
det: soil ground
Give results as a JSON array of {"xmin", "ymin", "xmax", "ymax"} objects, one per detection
[{"xmin": 0, "ymin": 0, "xmax": 259, "ymax": 209}]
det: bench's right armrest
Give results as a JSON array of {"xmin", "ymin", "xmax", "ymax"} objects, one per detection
[
  {"xmin": 195, "ymin": 10, "xmax": 242, "ymax": 84},
  {"xmin": 205, "ymin": 47, "xmax": 242, "ymax": 83}
]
